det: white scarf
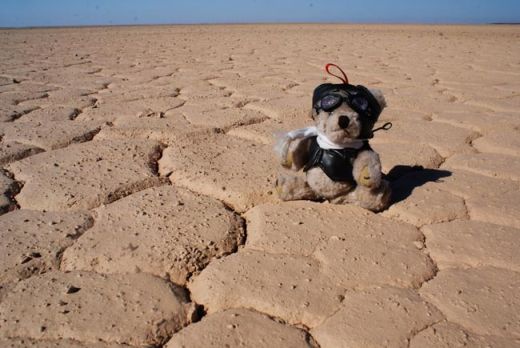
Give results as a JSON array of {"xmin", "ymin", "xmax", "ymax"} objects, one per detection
[{"xmin": 284, "ymin": 126, "xmax": 364, "ymax": 150}]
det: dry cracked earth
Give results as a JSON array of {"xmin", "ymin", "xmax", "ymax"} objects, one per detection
[{"xmin": 0, "ymin": 24, "xmax": 519, "ymax": 347}]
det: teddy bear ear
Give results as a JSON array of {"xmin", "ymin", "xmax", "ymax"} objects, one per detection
[{"xmin": 369, "ymin": 88, "xmax": 387, "ymax": 109}]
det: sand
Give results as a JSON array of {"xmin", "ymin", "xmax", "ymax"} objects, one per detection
[{"xmin": 0, "ymin": 24, "xmax": 519, "ymax": 347}]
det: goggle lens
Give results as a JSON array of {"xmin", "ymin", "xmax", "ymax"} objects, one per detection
[
  {"xmin": 351, "ymin": 96, "xmax": 369, "ymax": 112},
  {"xmin": 320, "ymin": 94, "xmax": 342, "ymax": 111}
]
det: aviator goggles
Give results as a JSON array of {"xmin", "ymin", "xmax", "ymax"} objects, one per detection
[{"xmin": 314, "ymin": 86, "xmax": 381, "ymax": 120}]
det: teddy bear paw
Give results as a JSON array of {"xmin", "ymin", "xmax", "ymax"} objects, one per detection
[{"xmin": 358, "ymin": 166, "xmax": 374, "ymax": 187}]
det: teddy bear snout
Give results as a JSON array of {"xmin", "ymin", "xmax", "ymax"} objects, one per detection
[{"xmin": 338, "ymin": 115, "xmax": 350, "ymax": 129}]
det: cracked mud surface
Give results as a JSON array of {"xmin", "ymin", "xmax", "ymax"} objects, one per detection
[{"xmin": 1, "ymin": 24, "xmax": 519, "ymax": 347}]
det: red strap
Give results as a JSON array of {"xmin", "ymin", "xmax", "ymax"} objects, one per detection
[{"xmin": 325, "ymin": 63, "xmax": 349, "ymax": 84}]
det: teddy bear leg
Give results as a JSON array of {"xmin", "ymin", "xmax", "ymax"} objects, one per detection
[
  {"xmin": 333, "ymin": 179, "xmax": 392, "ymax": 212},
  {"xmin": 276, "ymin": 171, "xmax": 318, "ymax": 201}
]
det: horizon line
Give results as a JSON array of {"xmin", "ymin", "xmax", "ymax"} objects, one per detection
[{"xmin": 1, "ymin": 21, "xmax": 519, "ymax": 30}]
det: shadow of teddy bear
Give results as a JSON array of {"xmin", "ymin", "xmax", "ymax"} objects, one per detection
[{"xmin": 384, "ymin": 165, "xmax": 452, "ymax": 205}]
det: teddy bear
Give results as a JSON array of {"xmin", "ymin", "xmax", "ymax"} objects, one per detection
[{"xmin": 275, "ymin": 64, "xmax": 392, "ymax": 212}]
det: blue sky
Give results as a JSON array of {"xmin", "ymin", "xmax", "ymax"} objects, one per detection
[{"xmin": 1, "ymin": 0, "xmax": 519, "ymax": 27}]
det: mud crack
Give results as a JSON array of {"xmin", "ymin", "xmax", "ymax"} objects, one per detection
[{"xmin": 0, "ymin": 168, "xmax": 23, "ymax": 214}]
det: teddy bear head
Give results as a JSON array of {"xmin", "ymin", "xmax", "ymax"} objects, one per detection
[{"xmin": 311, "ymin": 83, "xmax": 387, "ymax": 144}]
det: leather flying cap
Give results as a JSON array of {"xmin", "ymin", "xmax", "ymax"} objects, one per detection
[{"xmin": 312, "ymin": 83, "xmax": 382, "ymax": 139}]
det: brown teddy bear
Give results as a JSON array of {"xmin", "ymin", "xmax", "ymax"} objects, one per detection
[{"xmin": 275, "ymin": 64, "xmax": 392, "ymax": 212}]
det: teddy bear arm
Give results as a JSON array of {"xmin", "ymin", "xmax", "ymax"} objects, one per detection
[
  {"xmin": 353, "ymin": 150, "xmax": 382, "ymax": 188},
  {"xmin": 276, "ymin": 136, "xmax": 311, "ymax": 171},
  {"xmin": 288, "ymin": 136, "xmax": 312, "ymax": 171}
]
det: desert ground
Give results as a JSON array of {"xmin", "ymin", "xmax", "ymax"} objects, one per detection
[{"xmin": 0, "ymin": 24, "xmax": 519, "ymax": 347}]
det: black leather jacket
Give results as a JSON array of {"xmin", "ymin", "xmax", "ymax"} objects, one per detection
[{"xmin": 303, "ymin": 136, "xmax": 372, "ymax": 184}]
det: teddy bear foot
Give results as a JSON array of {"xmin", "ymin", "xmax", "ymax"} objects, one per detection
[
  {"xmin": 331, "ymin": 180, "xmax": 392, "ymax": 212},
  {"xmin": 276, "ymin": 172, "xmax": 318, "ymax": 201}
]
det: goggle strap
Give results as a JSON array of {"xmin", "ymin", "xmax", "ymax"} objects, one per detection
[
  {"xmin": 325, "ymin": 63, "xmax": 349, "ymax": 84},
  {"xmin": 372, "ymin": 122, "xmax": 393, "ymax": 133}
]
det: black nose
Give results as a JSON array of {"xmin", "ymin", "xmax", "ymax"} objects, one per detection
[{"xmin": 338, "ymin": 116, "xmax": 350, "ymax": 129}]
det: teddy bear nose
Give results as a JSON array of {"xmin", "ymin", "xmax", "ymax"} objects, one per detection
[{"xmin": 338, "ymin": 116, "xmax": 350, "ymax": 129}]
